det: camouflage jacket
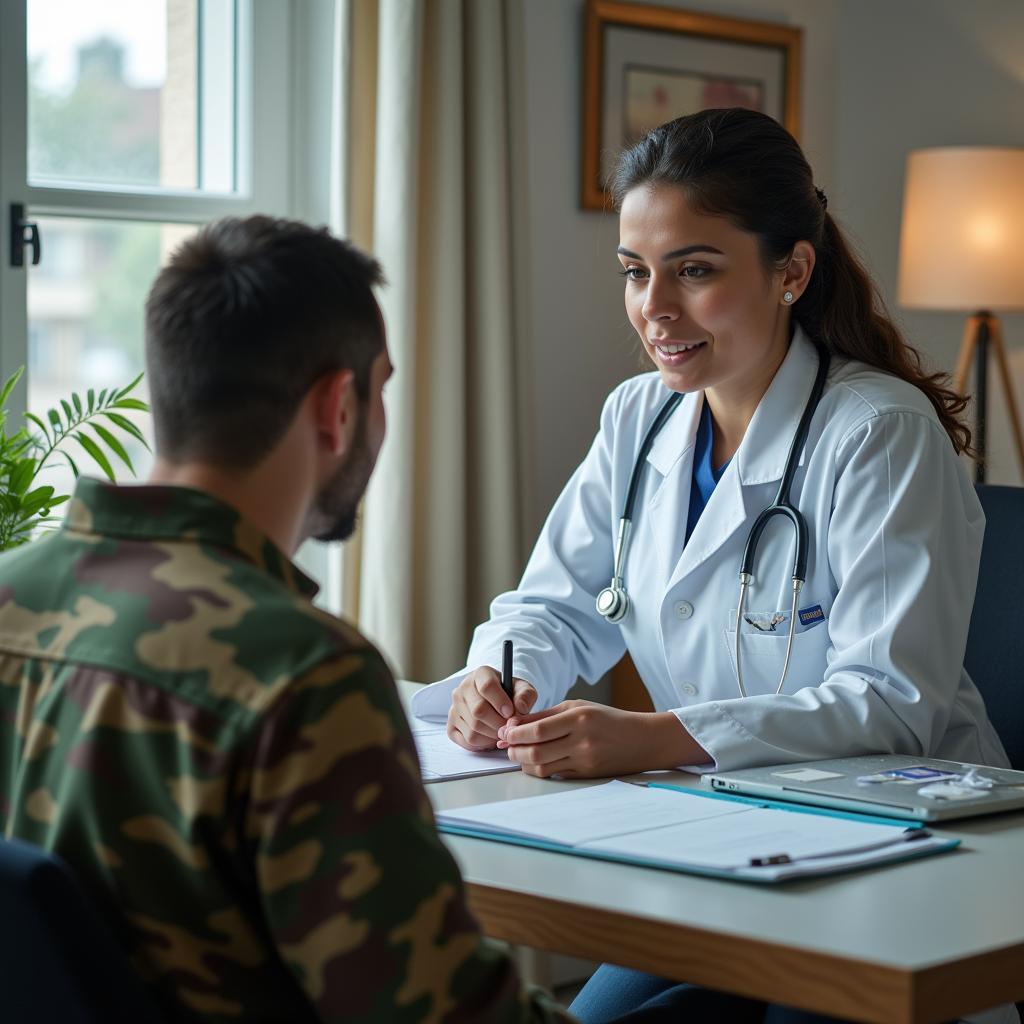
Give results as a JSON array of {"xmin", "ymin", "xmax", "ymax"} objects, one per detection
[{"xmin": 0, "ymin": 479, "xmax": 574, "ymax": 1023}]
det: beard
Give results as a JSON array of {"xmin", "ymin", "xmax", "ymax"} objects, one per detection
[{"xmin": 305, "ymin": 413, "xmax": 376, "ymax": 543}]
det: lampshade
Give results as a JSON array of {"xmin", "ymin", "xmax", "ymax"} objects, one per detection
[{"xmin": 897, "ymin": 147, "xmax": 1024, "ymax": 312}]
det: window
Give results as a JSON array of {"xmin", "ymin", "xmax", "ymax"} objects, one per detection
[
  {"xmin": 1, "ymin": 0, "xmax": 343, "ymax": 608},
  {"xmin": 2, "ymin": 0, "xmax": 289, "ymax": 463},
  {"xmin": 28, "ymin": 217, "xmax": 195, "ymax": 498},
  {"xmin": 28, "ymin": 1, "xmax": 239, "ymax": 194},
  {"xmin": 2, "ymin": 0, "xmax": 291, "ymax": 401}
]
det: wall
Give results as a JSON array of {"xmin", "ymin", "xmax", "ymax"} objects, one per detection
[
  {"xmin": 513, "ymin": 0, "xmax": 840, "ymax": 550},
  {"xmin": 835, "ymin": 0, "xmax": 1024, "ymax": 485},
  {"xmin": 513, "ymin": 0, "xmax": 1024, "ymax": 543}
]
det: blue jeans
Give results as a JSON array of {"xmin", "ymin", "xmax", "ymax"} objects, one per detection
[{"xmin": 569, "ymin": 964, "xmax": 853, "ymax": 1023}]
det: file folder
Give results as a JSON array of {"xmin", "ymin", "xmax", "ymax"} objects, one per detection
[{"xmin": 436, "ymin": 780, "xmax": 959, "ymax": 883}]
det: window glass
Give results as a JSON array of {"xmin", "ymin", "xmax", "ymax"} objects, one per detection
[
  {"xmin": 27, "ymin": 217, "xmax": 195, "ymax": 498},
  {"xmin": 28, "ymin": 0, "xmax": 237, "ymax": 192},
  {"xmin": 26, "ymin": 216, "xmax": 335, "ymax": 601}
]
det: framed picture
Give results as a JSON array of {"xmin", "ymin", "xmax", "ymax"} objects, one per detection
[{"xmin": 581, "ymin": 0, "xmax": 803, "ymax": 209}]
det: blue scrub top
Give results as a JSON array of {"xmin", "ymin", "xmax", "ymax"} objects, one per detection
[{"xmin": 685, "ymin": 399, "xmax": 731, "ymax": 545}]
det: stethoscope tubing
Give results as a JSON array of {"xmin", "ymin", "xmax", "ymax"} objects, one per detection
[
  {"xmin": 598, "ymin": 345, "xmax": 832, "ymax": 698},
  {"xmin": 740, "ymin": 348, "xmax": 831, "ymax": 582},
  {"xmin": 622, "ymin": 391, "xmax": 683, "ymax": 517},
  {"xmin": 595, "ymin": 391, "xmax": 682, "ymax": 622}
]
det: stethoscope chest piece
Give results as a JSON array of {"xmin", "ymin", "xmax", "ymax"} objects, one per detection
[{"xmin": 596, "ymin": 581, "xmax": 629, "ymax": 623}]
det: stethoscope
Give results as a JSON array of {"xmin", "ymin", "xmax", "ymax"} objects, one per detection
[{"xmin": 596, "ymin": 346, "xmax": 831, "ymax": 698}]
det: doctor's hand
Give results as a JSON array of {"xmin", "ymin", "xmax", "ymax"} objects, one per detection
[
  {"xmin": 447, "ymin": 667, "xmax": 538, "ymax": 751},
  {"xmin": 496, "ymin": 700, "xmax": 710, "ymax": 778}
]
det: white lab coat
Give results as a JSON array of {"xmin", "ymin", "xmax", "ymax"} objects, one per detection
[{"xmin": 414, "ymin": 329, "xmax": 1009, "ymax": 774}]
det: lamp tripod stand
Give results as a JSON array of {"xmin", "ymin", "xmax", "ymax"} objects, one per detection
[{"xmin": 952, "ymin": 312, "xmax": 1024, "ymax": 484}]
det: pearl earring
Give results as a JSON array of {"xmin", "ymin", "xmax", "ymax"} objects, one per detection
[{"xmin": 783, "ymin": 290, "xmax": 794, "ymax": 303}]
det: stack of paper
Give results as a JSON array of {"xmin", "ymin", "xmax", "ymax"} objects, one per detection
[{"xmin": 436, "ymin": 781, "xmax": 958, "ymax": 882}]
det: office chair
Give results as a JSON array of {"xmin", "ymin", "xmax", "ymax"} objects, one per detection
[
  {"xmin": 965, "ymin": 484, "xmax": 1024, "ymax": 771},
  {"xmin": 0, "ymin": 836, "xmax": 162, "ymax": 1023}
]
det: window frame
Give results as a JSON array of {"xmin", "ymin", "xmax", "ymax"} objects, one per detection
[
  {"xmin": 0, "ymin": 0, "xmax": 294, "ymax": 410},
  {"xmin": 0, "ymin": 0, "xmax": 348, "ymax": 614}
]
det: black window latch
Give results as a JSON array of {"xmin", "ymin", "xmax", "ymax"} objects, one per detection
[{"xmin": 9, "ymin": 203, "xmax": 41, "ymax": 267}]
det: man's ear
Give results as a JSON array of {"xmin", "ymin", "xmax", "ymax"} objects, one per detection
[{"xmin": 311, "ymin": 368, "xmax": 357, "ymax": 457}]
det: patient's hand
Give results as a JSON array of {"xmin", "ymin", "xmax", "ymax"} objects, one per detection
[{"xmin": 447, "ymin": 667, "xmax": 538, "ymax": 751}]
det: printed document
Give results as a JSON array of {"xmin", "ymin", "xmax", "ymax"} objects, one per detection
[{"xmin": 436, "ymin": 780, "xmax": 957, "ymax": 881}]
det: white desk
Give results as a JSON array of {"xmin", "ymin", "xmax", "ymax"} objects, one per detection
[{"xmin": 400, "ymin": 683, "xmax": 1024, "ymax": 1023}]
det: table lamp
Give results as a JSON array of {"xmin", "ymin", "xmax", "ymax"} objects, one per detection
[{"xmin": 897, "ymin": 146, "xmax": 1024, "ymax": 483}]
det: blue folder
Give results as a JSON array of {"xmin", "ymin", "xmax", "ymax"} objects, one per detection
[{"xmin": 437, "ymin": 781, "xmax": 961, "ymax": 884}]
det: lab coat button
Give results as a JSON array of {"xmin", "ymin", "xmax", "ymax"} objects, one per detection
[
  {"xmin": 681, "ymin": 682, "xmax": 698, "ymax": 696},
  {"xmin": 674, "ymin": 600, "xmax": 694, "ymax": 620}
]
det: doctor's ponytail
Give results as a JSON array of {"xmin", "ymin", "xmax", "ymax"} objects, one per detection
[
  {"xmin": 805, "ymin": 210, "xmax": 972, "ymax": 455},
  {"xmin": 610, "ymin": 108, "xmax": 973, "ymax": 456}
]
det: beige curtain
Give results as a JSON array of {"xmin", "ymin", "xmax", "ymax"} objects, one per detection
[{"xmin": 333, "ymin": 0, "xmax": 524, "ymax": 682}]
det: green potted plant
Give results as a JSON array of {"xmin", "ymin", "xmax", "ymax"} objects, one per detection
[{"xmin": 0, "ymin": 366, "xmax": 149, "ymax": 552}]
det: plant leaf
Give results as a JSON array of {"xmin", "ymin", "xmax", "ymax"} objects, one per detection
[
  {"xmin": 87, "ymin": 388, "xmax": 95, "ymax": 413},
  {"xmin": 7, "ymin": 525, "xmax": 35, "ymax": 546},
  {"xmin": 90, "ymin": 422, "xmax": 134, "ymax": 475},
  {"xmin": 0, "ymin": 367, "xmax": 25, "ymax": 408},
  {"xmin": 72, "ymin": 392, "xmax": 83, "ymax": 416},
  {"xmin": 20, "ymin": 486, "xmax": 55, "ymax": 517},
  {"xmin": 112, "ymin": 398, "xmax": 149, "ymax": 412},
  {"xmin": 115, "ymin": 372, "xmax": 145, "ymax": 400},
  {"xmin": 101, "ymin": 412, "xmax": 151, "ymax": 450},
  {"xmin": 62, "ymin": 451, "xmax": 81, "ymax": 479},
  {"xmin": 75, "ymin": 434, "xmax": 116, "ymax": 483},
  {"xmin": 47, "ymin": 409, "xmax": 62, "ymax": 433},
  {"xmin": 9, "ymin": 458, "xmax": 36, "ymax": 496},
  {"xmin": 97, "ymin": 389, "xmax": 108, "ymax": 408},
  {"xmin": 25, "ymin": 412, "xmax": 51, "ymax": 446},
  {"xmin": 61, "ymin": 398, "xmax": 75, "ymax": 426},
  {"xmin": 11, "ymin": 426, "xmax": 33, "ymax": 448}
]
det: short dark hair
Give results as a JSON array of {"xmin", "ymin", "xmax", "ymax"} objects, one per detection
[{"xmin": 144, "ymin": 215, "xmax": 385, "ymax": 468}]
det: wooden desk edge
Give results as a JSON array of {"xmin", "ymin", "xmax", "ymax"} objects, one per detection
[
  {"xmin": 466, "ymin": 882, "xmax": 1024, "ymax": 1023},
  {"xmin": 914, "ymin": 944, "xmax": 1024, "ymax": 1022}
]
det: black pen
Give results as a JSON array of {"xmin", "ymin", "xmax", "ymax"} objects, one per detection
[
  {"xmin": 749, "ymin": 828, "xmax": 933, "ymax": 868},
  {"xmin": 501, "ymin": 639, "xmax": 515, "ymax": 706}
]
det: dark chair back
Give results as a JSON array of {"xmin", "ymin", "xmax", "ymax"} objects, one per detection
[
  {"xmin": 0, "ymin": 836, "xmax": 161, "ymax": 1023},
  {"xmin": 965, "ymin": 484, "xmax": 1024, "ymax": 770}
]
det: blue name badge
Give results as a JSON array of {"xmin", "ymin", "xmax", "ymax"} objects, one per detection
[{"xmin": 797, "ymin": 604, "xmax": 826, "ymax": 631}]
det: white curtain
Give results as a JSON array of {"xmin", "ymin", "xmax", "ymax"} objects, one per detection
[{"xmin": 333, "ymin": 0, "xmax": 524, "ymax": 682}]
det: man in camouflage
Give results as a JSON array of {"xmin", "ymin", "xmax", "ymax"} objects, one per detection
[{"xmin": 0, "ymin": 217, "xmax": 574, "ymax": 1022}]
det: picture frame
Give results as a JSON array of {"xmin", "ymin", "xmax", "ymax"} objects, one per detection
[{"xmin": 581, "ymin": 0, "xmax": 803, "ymax": 210}]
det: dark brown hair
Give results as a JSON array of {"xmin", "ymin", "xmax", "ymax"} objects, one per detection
[
  {"xmin": 609, "ymin": 108, "xmax": 972, "ymax": 454},
  {"xmin": 145, "ymin": 215, "xmax": 385, "ymax": 468}
]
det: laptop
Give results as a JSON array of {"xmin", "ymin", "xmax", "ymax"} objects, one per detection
[{"xmin": 704, "ymin": 755, "xmax": 1024, "ymax": 822}]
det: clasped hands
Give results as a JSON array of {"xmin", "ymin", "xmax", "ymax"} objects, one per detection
[{"xmin": 446, "ymin": 666, "xmax": 708, "ymax": 778}]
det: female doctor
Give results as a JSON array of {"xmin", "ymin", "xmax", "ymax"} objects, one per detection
[
  {"xmin": 415, "ymin": 108, "xmax": 1017, "ymax": 1024},
  {"xmin": 413, "ymin": 107, "xmax": 1009, "ymax": 792}
]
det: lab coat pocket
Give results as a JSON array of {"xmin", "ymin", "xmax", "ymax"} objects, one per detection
[{"xmin": 724, "ymin": 610, "xmax": 832, "ymax": 697}]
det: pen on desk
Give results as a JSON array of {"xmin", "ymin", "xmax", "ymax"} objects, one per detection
[
  {"xmin": 750, "ymin": 854, "xmax": 792, "ymax": 866},
  {"xmin": 748, "ymin": 828, "xmax": 932, "ymax": 868},
  {"xmin": 501, "ymin": 639, "xmax": 515, "ymax": 706}
]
